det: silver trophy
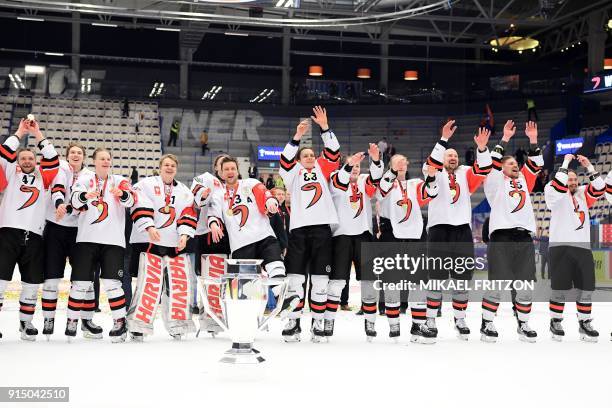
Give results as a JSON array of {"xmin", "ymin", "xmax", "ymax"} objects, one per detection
[{"xmin": 201, "ymin": 259, "xmax": 288, "ymax": 364}]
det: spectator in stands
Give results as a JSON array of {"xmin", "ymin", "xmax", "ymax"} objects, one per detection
[
  {"xmin": 465, "ymin": 146, "xmax": 475, "ymax": 166},
  {"xmin": 265, "ymin": 174, "xmax": 274, "ymax": 190},
  {"xmin": 386, "ymin": 142, "xmax": 396, "ymax": 158},
  {"xmin": 526, "ymin": 98, "xmax": 538, "ymax": 122},
  {"xmin": 199, "ymin": 129, "xmax": 209, "ymax": 156},
  {"xmin": 122, "ymin": 98, "xmax": 130, "ymax": 118},
  {"xmin": 134, "ymin": 112, "xmax": 144, "ymax": 134},
  {"xmin": 515, "ymin": 146, "xmax": 527, "ymax": 167},
  {"xmin": 538, "ymin": 231, "xmax": 549, "ymax": 279},
  {"xmin": 542, "ymin": 140, "xmax": 554, "ymax": 172},
  {"xmin": 274, "ymin": 174, "xmax": 284, "ymax": 189},
  {"xmin": 248, "ymin": 162, "xmax": 258, "ymax": 179},
  {"xmin": 130, "ymin": 166, "xmax": 139, "ymax": 185},
  {"xmin": 168, "ymin": 120, "xmax": 180, "ymax": 147}
]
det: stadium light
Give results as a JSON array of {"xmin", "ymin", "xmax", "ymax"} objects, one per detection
[
  {"xmin": 308, "ymin": 66, "xmax": 323, "ymax": 76},
  {"xmin": 17, "ymin": 16, "xmax": 44, "ymax": 22},
  {"xmin": 225, "ymin": 32, "xmax": 249, "ymax": 37},
  {"xmin": 44, "ymin": 52, "xmax": 65, "ymax": 57},
  {"xmin": 156, "ymin": 27, "xmax": 180, "ymax": 32},
  {"xmin": 25, "ymin": 65, "xmax": 46, "ymax": 74},
  {"xmin": 202, "ymin": 85, "xmax": 222, "ymax": 100},
  {"xmin": 404, "ymin": 70, "xmax": 418, "ymax": 81},
  {"xmin": 149, "ymin": 82, "xmax": 165, "ymax": 97},
  {"xmin": 92, "ymin": 23, "xmax": 118, "ymax": 28}
]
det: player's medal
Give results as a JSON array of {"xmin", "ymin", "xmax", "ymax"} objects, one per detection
[
  {"xmin": 225, "ymin": 184, "xmax": 238, "ymax": 217},
  {"xmin": 350, "ymin": 182, "xmax": 359, "ymax": 209},
  {"xmin": 399, "ymin": 180, "xmax": 408, "ymax": 211},
  {"xmin": 95, "ymin": 175, "xmax": 108, "ymax": 213},
  {"xmin": 163, "ymin": 178, "xmax": 173, "ymax": 213},
  {"xmin": 226, "ymin": 208, "xmax": 234, "ymax": 216},
  {"xmin": 351, "ymin": 201, "xmax": 358, "ymax": 209}
]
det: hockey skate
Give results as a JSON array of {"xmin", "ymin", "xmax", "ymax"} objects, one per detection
[
  {"xmin": 364, "ymin": 320, "xmax": 377, "ymax": 342},
  {"xmin": 426, "ymin": 318, "xmax": 438, "ymax": 336},
  {"xmin": 19, "ymin": 321, "xmax": 38, "ymax": 341},
  {"xmin": 65, "ymin": 319, "xmax": 78, "ymax": 342},
  {"xmin": 282, "ymin": 318, "xmax": 301, "ymax": 342},
  {"xmin": 81, "ymin": 319, "xmax": 103, "ymax": 339},
  {"xmin": 578, "ymin": 319, "xmax": 599, "ymax": 343},
  {"xmin": 517, "ymin": 321, "xmax": 537, "ymax": 343},
  {"xmin": 389, "ymin": 323, "xmax": 400, "ymax": 342},
  {"xmin": 109, "ymin": 318, "xmax": 127, "ymax": 343},
  {"xmin": 454, "ymin": 317, "xmax": 470, "ymax": 341},
  {"xmin": 480, "ymin": 319, "xmax": 498, "ymax": 343},
  {"xmin": 130, "ymin": 332, "xmax": 144, "ymax": 342},
  {"xmin": 550, "ymin": 318, "xmax": 564, "ymax": 342},
  {"xmin": 43, "ymin": 318, "xmax": 54, "ymax": 341},
  {"xmin": 410, "ymin": 322, "xmax": 436, "ymax": 344},
  {"xmin": 310, "ymin": 318, "xmax": 326, "ymax": 343},
  {"xmin": 324, "ymin": 319, "xmax": 334, "ymax": 340}
]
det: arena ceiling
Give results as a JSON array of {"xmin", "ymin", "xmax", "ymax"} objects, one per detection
[{"xmin": 0, "ymin": 0, "xmax": 610, "ymax": 70}]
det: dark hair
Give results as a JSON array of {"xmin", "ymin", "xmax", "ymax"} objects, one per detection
[
  {"xmin": 501, "ymin": 155, "xmax": 515, "ymax": 164},
  {"xmin": 220, "ymin": 156, "xmax": 239, "ymax": 169},
  {"xmin": 16, "ymin": 147, "xmax": 35, "ymax": 159},
  {"xmin": 297, "ymin": 146, "xmax": 315, "ymax": 160},
  {"xmin": 92, "ymin": 147, "xmax": 111, "ymax": 160},
  {"xmin": 66, "ymin": 141, "xmax": 86, "ymax": 158}
]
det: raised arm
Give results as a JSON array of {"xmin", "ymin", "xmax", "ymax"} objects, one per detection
[
  {"xmin": 365, "ymin": 143, "xmax": 383, "ymax": 197},
  {"xmin": 311, "ymin": 106, "xmax": 340, "ymax": 180},
  {"xmin": 279, "ymin": 119, "xmax": 309, "ymax": 188},
  {"xmin": 576, "ymin": 155, "xmax": 605, "ymax": 208},
  {"xmin": 466, "ymin": 127, "xmax": 493, "ymax": 193},
  {"xmin": 520, "ymin": 121, "xmax": 543, "ymax": 193}
]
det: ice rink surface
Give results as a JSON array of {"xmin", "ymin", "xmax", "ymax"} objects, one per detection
[{"xmin": 1, "ymin": 298, "xmax": 612, "ymax": 408}]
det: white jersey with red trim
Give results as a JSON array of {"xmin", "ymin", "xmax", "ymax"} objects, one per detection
[
  {"xmin": 191, "ymin": 172, "xmax": 224, "ymax": 236},
  {"xmin": 329, "ymin": 160, "xmax": 383, "ymax": 236},
  {"xmin": 207, "ymin": 178, "xmax": 277, "ymax": 252},
  {"xmin": 0, "ymin": 135, "xmax": 59, "ymax": 235},
  {"xmin": 484, "ymin": 143, "xmax": 543, "ymax": 236},
  {"xmin": 605, "ymin": 173, "xmax": 612, "ymax": 205},
  {"xmin": 46, "ymin": 160, "xmax": 95, "ymax": 227},
  {"xmin": 545, "ymin": 167, "xmax": 605, "ymax": 247},
  {"xmin": 376, "ymin": 170, "xmax": 438, "ymax": 239},
  {"xmin": 424, "ymin": 139, "xmax": 492, "ymax": 229},
  {"xmin": 279, "ymin": 129, "xmax": 340, "ymax": 231},
  {"xmin": 71, "ymin": 173, "xmax": 135, "ymax": 247},
  {"xmin": 130, "ymin": 176, "xmax": 197, "ymax": 247}
]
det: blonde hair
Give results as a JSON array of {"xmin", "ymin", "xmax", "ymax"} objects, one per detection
[
  {"xmin": 159, "ymin": 153, "xmax": 179, "ymax": 168},
  {"xmin": 92, "ymin": 147, "xmax": 111, "ymax": 160}
]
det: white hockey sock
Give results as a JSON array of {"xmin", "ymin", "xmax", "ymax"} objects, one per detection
[
  {"xmin": 67, "ymin": 281, "xmax": 90, "ymax": 321},
  {"xmin": 324, "ymin": 279, "xmax": 345, "ymax": 321},
  {"xmin": 102, "ymin": 279, "xmax": 127, "ymax": 320},
  {"xmin": 19, "ymin": 283, "xmax": 39, "ymax": 322},
  {"xmin": 80, "ymin": 283, "xmax": 96, "ymax": 321},
  {"xmin": 42, "ymin": 278, "xmax": 61, "ymax": 319}
]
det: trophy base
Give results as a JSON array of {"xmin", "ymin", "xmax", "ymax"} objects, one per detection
[{"xmin": 220, "ymin": 342, "xmax": 265, "ymax": 364}]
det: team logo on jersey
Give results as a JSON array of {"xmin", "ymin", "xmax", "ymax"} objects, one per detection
[
  {"xmin": 349, "ymin": 192, "xmax": 364, "ymax": 218},
  {"xmin": 231, "ymin": 204, "xmax": 250, "ymax": 228},
  {"xmin": 508, "ymin": 180, "xmax": 526, "ymax": 213},
  {"xmin": 90, "ymin": 200, "xmax": 109, "ymax": 224},
  {"xmin": 301, "ymin": 182, "xmax": 322, "ymax": 209},
  {"xmin": 396, "ymin": 197, "xmax": 412, "ymax": 223},
  {"xmin": 17, "ymin": 185, "xmax": 40, "ymax": 210},
  {"xmin": 449, "ymin": 184, "xmax": 460, "ymax": 204},
  {"xmin": 159, "ymin": 205, "xmax": 176, "ymax": 229},
  {"xmin": 154, "ymin": 186, "xmax": 161, "ymax": 195},
  {"xmin": 575, "ymin": 209, "xmax": 586, "ymax": 230}
]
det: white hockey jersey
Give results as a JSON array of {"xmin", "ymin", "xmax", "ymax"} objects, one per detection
[
  {"xmin": 377, "ymin": 169, "xmax": 438, "ymax": 239},
  {"xmin": 46, "ymin": 160, "xmax": 95, "ymax": 227},
  {"xmin": 424, "ymin": 139, "xmax": 492, "ymax": 229},
  {"xmin": 71, "ymin": 173, "xmax": 135, "ymax": 247},
  {"xmin": 279, "ymin": 129, "xmax": 340, "ymax": 231},
  {"xmin": 0, "ymin": 135, "xmax": 59, "ymax": 235},
  {"xmin": 545, "ymin": 168, "xmax": 605, "ymax": 247},
  {"xmin": 605, "ymin": 173, "xmax": 612, "ymax": 205},
  {"xmin": 329, "ymin": 160, "xmax": 383, "ymax": 237},
  {"xmin": 484, "ymin": 143, "xmax": 543, "ymax": 236},
  {"xmin": 207, "ymin": 178, "xmax": 277, "ymax": 252},
  {"xmin": 130, "ymin": 176, "xmax": 197, "ymax": 247},
  {"xmin": 191, "ymin": 172, "xmax": 224, "ymax": 236}
]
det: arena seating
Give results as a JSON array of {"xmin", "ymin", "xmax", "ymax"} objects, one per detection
[{"xmin": 0, "ymin": 95, "xmax": 162, "ymax": 178}]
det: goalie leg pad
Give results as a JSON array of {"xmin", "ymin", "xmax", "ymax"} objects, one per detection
[{"xmin": 126, "ymin": 252, "xmax": 163, "ymax": 335}]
